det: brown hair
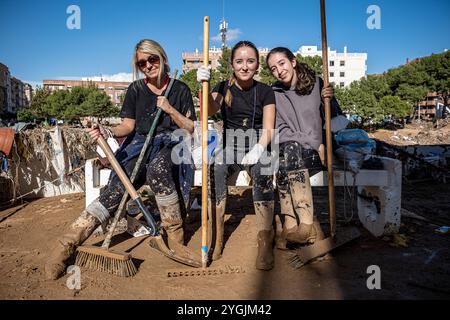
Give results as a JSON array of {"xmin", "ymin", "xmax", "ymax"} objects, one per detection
[
  {"xmin": 266, "ymin": 47, "xmax": 316, "ymax": 96},
  {"xmin": 224, "ymin": 41, "xmax": 260, "ymax": 107}
]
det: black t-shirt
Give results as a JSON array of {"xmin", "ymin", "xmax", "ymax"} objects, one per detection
[
  {"xmin": 212, "ymin": 80, "xmax": 275, "ymax": 131},
  {"xmin": 120, "ymin": 79, "xmax": 196, "ymax": 135}
]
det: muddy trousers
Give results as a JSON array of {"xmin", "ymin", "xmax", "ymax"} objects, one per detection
[
  {"xmin": 276, "ymin": 142, "xmax": 323, "ymax": 246},
  {"xmin": 209, "ymin": 148, "xmax": 275, "ymax": 269},
  {"xmin": 96, "ymin": 145, "xmax": 185, "ymax": 243},
  {"xmin": 45, "ymin": 146, "xmax": 184, "ymax": 280}
]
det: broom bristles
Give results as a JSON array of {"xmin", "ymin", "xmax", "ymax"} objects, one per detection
[{"xmin": 75, "ymin": 250, "xmax": 137, "ymax": 277}]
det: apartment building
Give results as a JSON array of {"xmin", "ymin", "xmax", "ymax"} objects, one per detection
[
  {"xmin": 43, "ymin": 79, "xmax": 130, "ymax": 105},
  {"xmin": 296, "ymin": 45, "xmax": 368, "ymax": 87},
  {"xmin": 0, "ymin": 62, "xmax": 31, "ymax": 116}
]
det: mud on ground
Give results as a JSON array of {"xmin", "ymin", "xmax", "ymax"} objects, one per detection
[{"xmin": 0, "ymin": 182, "xmax": 449, "ymax": 300}]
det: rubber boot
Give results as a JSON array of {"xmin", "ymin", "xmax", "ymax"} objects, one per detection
[
  {"xmin": 153, "ymin": 197, "xmax": 203, "ymax": 266},
  {"xmin": 157, "ymin": 199, "xmax": 185, "ymax": 246},
  {"xmin": 208, "ymin": 199, "xmax": 226, "ymax": 261},
  {"xmin": 255, "ymin": 230, "xmax": 275, "ymax": 270},
  {"xmin": 274, "ymin": 214, "xmax": 288, "ymax": 250},
  {"xmin": 254, "ymin": 201, "xmax": 275, "ymax": 270},
  {"xmin": 286, "ymin": 169, "xmax": 315, "ymax": 244},
  {"xmin": 45, "ymin": 210, "xmax": 100, "ymax": 280},
  {"xmin": 276, "ymin": 188, "xmax": 297, "ymax": 250}
]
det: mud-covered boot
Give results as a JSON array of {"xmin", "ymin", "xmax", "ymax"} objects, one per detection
[
  {"xmin": 156, "ymin": 193, "xmax": 185, "ymax": 247},
  {"xmin": 277, "ymin": 188, "xmax": 297, "ymax": 250},
  {"xmin": 285, "ymin": 222, "xmax": 317, "ymax": 244},
  {"xmin": 274, "ymin": 214, "xmax": 288, "ymax": 250},
  {"xmin": 254, "ymin": 200, "xmax": 275, "ymax": 270},
  {"xmin": 255, "ymin": 229, "xmax": 275, "ymax": 270},
  {"xmin": 209, "ymin": 200, "xmax": 226, "ymax": 261},
  {"xmin": 45, "ymin": 210, "xmax": 100, "ymax": 280},
  {"xmin": 286, "ymin": 169, "xmax": 316, "ymax": 244},
  {"xmin": 155, "ymin": 193, "xmax": 201, "ymax": 266}
]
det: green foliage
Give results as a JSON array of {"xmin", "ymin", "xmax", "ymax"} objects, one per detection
[
  {"xmin": 379, "ymin": 95, "xmax": 411, "ymax": 119},
  {"xmin": 180, "ymin": 69, "xmax": 200, "ymax": 97},
  {"xmin": 296, "ymin": 54, "xmax": 323, "ymax": 76},
  {"xmin": 335, "ymin": 50, "xmax": 449, "ymax": 126},
  {"xmin": 28, "ymin": 86, "xmax": 52, "ymax": 119},
  {"xmin": 216, "ymin": 47, "xmax": 233, "ymax": 81},
  {"xmin": 26, "ymin": 85, "xmax": 115, "ymax": 122},
  {"xmin": 17, "ymin": 108, "xmax": 35, "ymax": 122},
  {"xmin": 259, "ymin": 56, "xmax": 276, "ymax": 85}
]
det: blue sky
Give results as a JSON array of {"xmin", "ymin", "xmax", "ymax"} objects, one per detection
[{"xmin": 1, "ymin": 0, "xmax": 449, "ymax": 87}]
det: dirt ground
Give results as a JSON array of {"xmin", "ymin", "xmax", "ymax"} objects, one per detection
[
  {"xmin": 369, "ymin": 120, "xmax": 450, "ymax": 146},
  {"xmin": 1, "ymin": 179, "xmax": 449, "ymax": 300}
]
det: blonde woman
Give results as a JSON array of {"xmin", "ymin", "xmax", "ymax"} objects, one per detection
[
  {"xmin": 45, "ymin": 39, "xmax": 196, "ymax": 280},
  {"xmin": 197, "ymin": 41, "xmax": 277, "ymax": 270}
]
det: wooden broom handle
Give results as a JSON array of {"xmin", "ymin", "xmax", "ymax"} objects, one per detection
[
  {"xmin": 320, "ymin": 0, "xmax": 336, "ymax": 237},
  {"xmin": 97, "ymin": 136, "xmax": 139, "ymax": 200},
  {"xmin": 201, "ymin": 16, "xmax": 210, "ymax": 268}
]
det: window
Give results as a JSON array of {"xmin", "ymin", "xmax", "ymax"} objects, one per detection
[
  {"xmin": 340, "ymin": 60, "xmax": 345, "ymax": 66},
  {"xmin": 340, "ymin": 72, "xmax": 345, "ymax": 77},
  {"xmin": 330, "ymin": 61, "xmax": 335, "ymax": 67},
  {"xmin": 340, "ymin": 82, "xmax": 345, "ymax": 88},
  {"xmin": 330, "ymin": 72, "xmax": 334, "ymax": 78}
]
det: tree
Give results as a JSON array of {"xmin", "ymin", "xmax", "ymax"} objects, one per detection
[
  {"xmin": 334, "ymin": 82, "xmax": 381, "ymax": 126},
  {"xmin": 17, "ymin": 108, "xmax": 34, "ymax": 122},
  {"xmin": 216, "ymin": 47, "xmax": 233, "ymax": 81},
  {"xmin": 258, "ymin": 56, "xmax": 276, "ymax": 85},
  {"xmin": 28, "ymin": 86, "xmax": 52, "ymax": 119},
  {"xmin": 179, "ymin": 69, "xmax": 200, "ymax": 97},
  {"xmin": 80, "ymin": 89, "xmax": 114, "ymax": 118},
  {"xmin": 296, "ymin": 54, "xmax": 323, "ymax": 76},
  {"xmin": 395, "ymin": 84, "xmax": 428, "ymax": 106},
  {"xmin": 379, "ymin": 95, "xmax": 411, "ymax": 120},
  {"xmin": 359, "ymin": 75, "xmax": 392, "ymax": 101}
]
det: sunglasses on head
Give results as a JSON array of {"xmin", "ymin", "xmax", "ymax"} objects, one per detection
[{"xmin": 136, "ymin": 55, "xmax": 160, "ymax": 68}]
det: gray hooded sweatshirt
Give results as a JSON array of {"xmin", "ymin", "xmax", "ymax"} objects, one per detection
[{"xmin": 273, "ymin": 77, "xmax": 323, "ymax": 152}]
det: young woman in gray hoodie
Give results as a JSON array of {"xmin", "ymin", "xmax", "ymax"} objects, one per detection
[{"xmin": 266, "ymin": 47, "xmax": 342, "ymax": 248}]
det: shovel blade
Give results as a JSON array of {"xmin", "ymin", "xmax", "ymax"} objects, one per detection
[
  {"xmin": 289, "ymin": 226, "xmax": 361, "ymax": 268},
  {"xmin": 148, "ymin": 235, "xmax": 202, "ymax": 268}
]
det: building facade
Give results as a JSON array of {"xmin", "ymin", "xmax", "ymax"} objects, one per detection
[
  {"xmin": 182, "ymin": 46, "xmax": 270, "ymax": 75},
  {"xmin": 43, "ymin": 79, "xmax": 130, "ymax": 105},
  {"xmin": 181, "ymin": 45, "xmax": 367, "ymax": 87},
  {"xmin": 0, "ymin": 62, "xmax": 31, "ymax": 116},
  {"xmin": 296, "ymin": 45, "xmax": 367, "ymax": 87}
]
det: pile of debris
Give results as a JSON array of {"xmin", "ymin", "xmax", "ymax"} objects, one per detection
[
  {"xmin": 1, "ymin": 126, "xmax": 97, "ymax": 206},
  {"xmin": 370, "ymin": 120, "xmax": 450, "ymax": 146}
]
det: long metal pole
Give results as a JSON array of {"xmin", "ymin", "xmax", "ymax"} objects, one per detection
[
  {"xmin": 201, "ymin": 16, "xmax": 210, "ymax": 268},
  {"xmin": 320, "ymin": 0, "xmax": 336, "ymax": 237}
]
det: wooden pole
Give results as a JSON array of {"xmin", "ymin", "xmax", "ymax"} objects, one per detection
[
  {"xmin": 320, "ymin": 0, "xmax": 336, "ymax": 237},
  {"xmin": 201, "ymin": 16, "xmax": 210, "ymax": 268}
]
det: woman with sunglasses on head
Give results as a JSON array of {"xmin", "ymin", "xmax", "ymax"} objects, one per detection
[
  {"xmin": 45, "ymin": 39, "xmax": 197, "ymax": 280},
  {"xmin": 197, "ymin": 41, "xmax": 277, "ymax": 270},
  {"xmin": 266, "ymin": 47, "xmax": 344, "ymax": 248}
]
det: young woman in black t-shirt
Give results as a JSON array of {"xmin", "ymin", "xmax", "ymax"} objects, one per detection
[
  {"xmin": 45, "ymin": 39, "xmax": 197, "ymax": 280},
  {"xmin": 197, "ymin": 41, "xmax": 277, "ymax": 270}
]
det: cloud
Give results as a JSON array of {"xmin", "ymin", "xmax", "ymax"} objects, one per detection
[
  {"xmin": 22, "ymin": 80, "xmax": 42, "ymax": 89},
  {"xmin": 211, "ymin": 28, "xmax": 242, "ymax": 43},
  {"xmin": 82, "ymin": 72, "xmax": 133, "ymax": 82}
]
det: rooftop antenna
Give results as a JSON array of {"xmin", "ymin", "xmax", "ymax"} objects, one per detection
[{"xmin": 219, "ymin": 0, "xmax": 228, "ymax": 50}]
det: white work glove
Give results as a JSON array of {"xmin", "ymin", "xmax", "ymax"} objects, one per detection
[
  {"xmin": 241, "ymin": 143, "xmax": 265, "ymax": 166},
  {"xmin": 197, "ymin": 65, "xmax": 211, "ymax": 82}
]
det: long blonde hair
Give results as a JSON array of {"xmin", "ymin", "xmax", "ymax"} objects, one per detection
[
  {"xmin": 132, "ymin": 39, "xmax": 170, "ymax": 87},
  {"xmin": 224, "ymin": 41, "xmax": 259, "ymax": 107}
]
